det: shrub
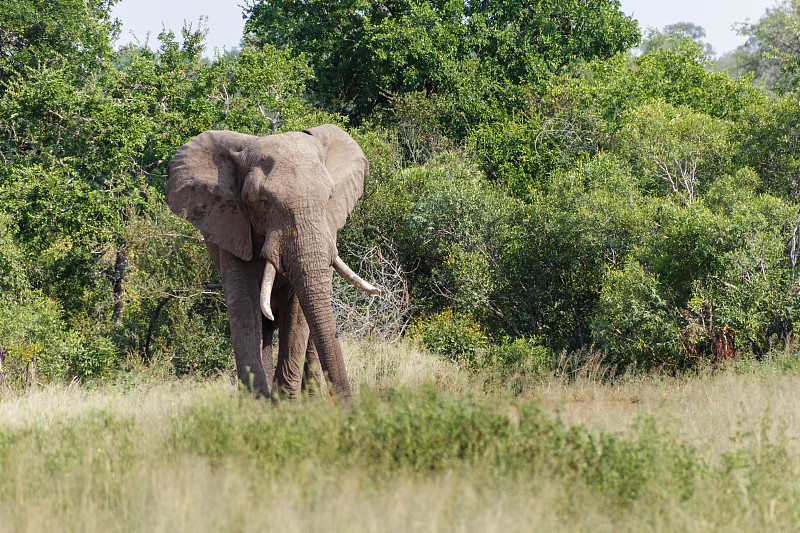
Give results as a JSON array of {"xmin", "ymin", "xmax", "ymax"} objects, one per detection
[
  {"xmin": 60, "ymin": 330, "xmax": 117, "ymax": 381},
  {"xmin": 489, "ymin": 336, "xmax": 552, "ymax": 380},
  {"xmin": 0, "ymin": 214, "xmax": 27, "ymax": 295},
  {"xmin": 467, "ymin": 113, "xmax": 557, "ymax": 198},
  {"xmin": 614, "ymin": 100, "xmax": 729, "ymax": 201},
  {"xmin": 0, "ymin": 291, "xmax": 119, "ymax": 387},
  {"xmin": 169, "ymin": 319, "xmax": 232, "ymax": 377},
  {"xmin": 592, "ymin": 260, "xmax": 681, "ymax": 368},
  {"xmin": 120, "ymin": 208, "xmax": 232, "ymax": 375},
  {"xmin": 408, "ymin": 308, "xmax": 488, "ymax": 368}
]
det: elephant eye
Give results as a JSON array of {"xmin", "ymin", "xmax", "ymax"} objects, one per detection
[{"xmin": 260, "ymin": 195, "xmax": 269, "ymax": 204}]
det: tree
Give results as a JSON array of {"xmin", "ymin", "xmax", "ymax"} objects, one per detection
[
  {"xmin": 243, "ymin": 0, "xmax": 640, "ymax": 127},
  {"xmin": 720, "ymin": 0, "xmax": 800, "ymax": 92},
  {"xmin": 466, "ymin": 40, "xmax": 756, "ymax": 199},
  {"xmin": 0, "ymin": 0, "xmax": 118, "ymax": 84},
  {"xmin": 638, "ymin": 22, "xmax": 714, "ymax": 57},
  {"xmin": 614, "ymin": 101, "xmax": 729, "ymax": 202}
]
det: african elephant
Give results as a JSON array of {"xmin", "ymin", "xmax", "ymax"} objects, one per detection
[{"xmin": 166, "ymin": 124, "xmax": 379, "ymax": 399}]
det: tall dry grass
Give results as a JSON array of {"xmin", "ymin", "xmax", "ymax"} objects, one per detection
[{"xmin": 1, "ymin": 340, "xmax": 799, "ymax": 531}]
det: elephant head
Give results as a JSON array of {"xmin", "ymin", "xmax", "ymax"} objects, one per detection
[{"xmin": 166, "ymin": 124, "xmax": 377, "ymax": 397}]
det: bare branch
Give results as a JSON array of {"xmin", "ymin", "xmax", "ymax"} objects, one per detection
[{"xmin": 332, "ymin": 243, "xmax": 412, "ymax": 342}]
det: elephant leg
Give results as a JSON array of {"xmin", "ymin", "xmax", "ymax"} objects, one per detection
[
  {"xmin": 301, "ymin": 338, "xmax": 326, "ymax": 398},
  {"xmin": 275, "ymin": 293, "xmax": 309, "ymax": 399},
  {"xmin": 216, "ymin": 247, "xmax": 271, "ymax": 397}
]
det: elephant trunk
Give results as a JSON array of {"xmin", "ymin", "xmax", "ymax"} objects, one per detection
[
  {"xmin": 279, "ymin": 224, "xmax": 351, "ymax": 398},
  {"xmin": 293, "ymin": 263, "xmax": 351, "ymax": 398}
]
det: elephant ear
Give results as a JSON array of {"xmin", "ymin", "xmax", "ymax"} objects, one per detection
[
  {"xmin": 167, "ymin": 130, "xmax": 260, "ymax": 261},
  {"xmin": 303, "ymin": 124, "xmax": 369, "ymax": 233}
]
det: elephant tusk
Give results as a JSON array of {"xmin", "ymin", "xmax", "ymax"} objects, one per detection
[
  {"xmin": 260, "ymin": 261, "xmax": 276, "ymax": 321},
  {"xmin": 332, "ymin": 256, "xmax": 381, "ymax": 295}
]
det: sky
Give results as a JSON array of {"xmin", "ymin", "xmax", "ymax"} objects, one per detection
[
  {"xmin": 619, "ymin": 0, "xmax": 778, "ymax": 55},
  {"xmin": 110, "ymin": 0, "xmax": 780, "ymax": 57}
]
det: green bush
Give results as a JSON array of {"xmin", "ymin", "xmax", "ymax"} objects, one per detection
[
  {"xmin": 591, "ymin": 260, "xmax": 681, "ymax": 368},
  {"xmin": 489, "ymin": 336, "xmax": 552, "ymax": 380},
  {"xmin": 132, "ymin": 294, "xmax": 232, "ymax": 377},
  {"xmin": 0, "ymin": 291, "xmax": 118, "ymax": 386},
  {"xmin": 0, "ymin": 214, "xmax": 28, "ymax": 296},
  {"xmin": 501, "ymin": 155, "xmax": 647, "ymax": 351},
  {"xmin": 169, "ymin": 321, "xmax": 232, "ymax": 377},
  {"xmin": 60, "ymin": 330, "xmax": 117, "ymax": 381},
  {"xmin": 614, "ymin": 100, "xmax": 730, "ymax": 200},
  {"xmin": 119, "ymin": 208, "xmax": 232, "ymax": 376},
  {"xmin": 408, "ymin": 308, "xmax": 488, "ymax": 368},
  {"xmin": 467, "ymin": 113, "xmax": 560, "ymax": 198},
  {"xmin": 401, "ymin": 156, "xmax": 520, "ymax": 321}
]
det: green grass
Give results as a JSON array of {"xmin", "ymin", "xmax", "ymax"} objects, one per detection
[{"xmin": 1, "ymin": 341, "xmax": 800, "ymax": 531}]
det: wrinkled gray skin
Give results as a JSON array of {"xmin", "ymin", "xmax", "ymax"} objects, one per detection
[{"xmin": 166, "ymin": 125, "xmax": 376, "ymax": 399}]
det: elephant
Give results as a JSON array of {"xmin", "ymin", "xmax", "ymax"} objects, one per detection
[{"xmin": 166, "ymin": 124, "xmax": 379, "ymax": 399}]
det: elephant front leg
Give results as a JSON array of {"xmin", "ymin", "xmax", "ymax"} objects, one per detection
[
  {"xmin": 217, "ymin": 247, "xmax": 272, "ymax": 397},
  {"xmin": 275, "ymin": 293, "xmax": 310, "ymax": 399}
]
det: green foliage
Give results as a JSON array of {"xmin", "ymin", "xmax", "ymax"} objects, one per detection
[
  {"xmin": 615, "ymin": 100, "xmax": 730, "ymax": 200},
  {"xmin": 59, "ymin": 330, "xmax": 117, "ymax": 381},
  {"xmin": 467, "ymin": 112, "xmax": 561, "ymax": 198},
  {"xmin": 119, "ymin": 205, "xmax": 232, "ymax": 374},
  {"xmin": 0, "ymin": 292, "xmax": 68, "ymax": 385},
  {"xmin": 638, "ymin": 22, "xmax": 715, "ymax": 56},
  {"xmin": 467, "ymin": 42, "xmax": 753, "ymax": 200},
  {"xmin": 345, "ymin": 149, "xmax": 522, "ymax": 335},
  {"xmin": 389, "ymin": 91, "xmax": 457, "ymax": 164},
  {"xmin": 561, "ymin": 40, "xmax": 758, "ymax": 129},
  {"xmin": 588, "ymin": 174, "xmax": 799, "ymax": 367},
  {"xmin": 697, "ymin": 170, "xmax": 798, "ymax": 353},
  {"xmin": 0, "ymin": 291, "xmax": 117, "ymax": 385},
  {"xmin": 0, "ymin": 214, "xmax": 27, "ymax": 295},
  {"xmin": 488, "ymin": 336, "xmax": 552, "ymax": 381},
  {"xmin": 244, "ymin": 0, "xmax": 639, "ymax": 127},
  {"xmin": 0, "ymin": 0, "xmax": 118, "ymax": 83},
  {"xmin": 403, "ymin": 157, "xmax": 514, "ymax": 311},
  {"xmin": 592, "ymin": 260, "xmax": 681, "ymax": 367},
  {"xmin": 407, "ymin": 311, "xmax": 552, "ymax": 378},
  {"xmin": 163, "ymin": 309, "xmax": 232, "ymax": 377},
  {"xmin": 721, "ymin": 0, "xmax": 800, "ymax": 92},
  {"xmin": 734, "ymin": 95, "xmax": 800, "ymax": 201},
  {"xmin": 408, "ymin": 309, "xmax": 488, "ymax": 368},
  {"xmin": 4, "ymin": 0, "xmax": 800, "ymax": 378},
  {"xmin": 494, "ymin": 155, "xmax": 646, "ymax": 349}
]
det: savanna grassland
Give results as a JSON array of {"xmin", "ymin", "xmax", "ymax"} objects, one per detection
[
  {"xmin": 6, "ymin": 1, "xmax": 800, "ymax": 531},
  {"xmin": 2, "ymin": 340, "xmax": 800, "ymax": 532}
]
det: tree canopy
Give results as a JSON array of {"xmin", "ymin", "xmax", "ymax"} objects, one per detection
[
  {"xmin": 719, "ymin": 0, "xmax": 800, "ymax": 92},
  {"xmin": 243, "ymin": 0, "xmax": 640, "ymax": 125}
]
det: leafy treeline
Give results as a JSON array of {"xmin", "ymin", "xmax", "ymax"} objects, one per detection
[
  {"xmin": 244, "ymin": 0, "xmax": 639, "ymax": 132},
  {"xmin": 2, "ymin": 0, "xmax": 800, "ymax": 386}
]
